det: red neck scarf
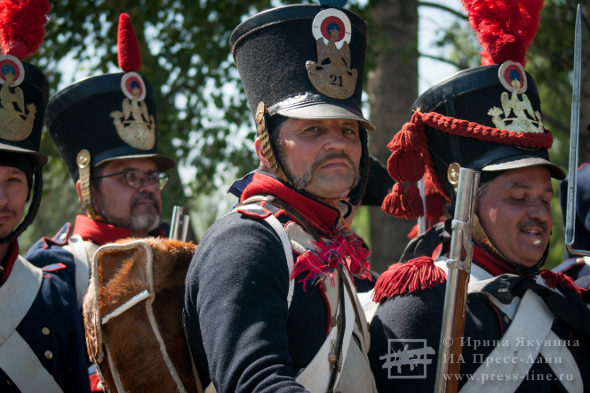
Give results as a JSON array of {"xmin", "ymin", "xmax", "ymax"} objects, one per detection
[
  {"xmin": 472, "ymin": 245, "xmax": 516, "ymax": 276},
  {"xmin": 241, "ymin": 172, "xmax": 371, "ymax": 287}
]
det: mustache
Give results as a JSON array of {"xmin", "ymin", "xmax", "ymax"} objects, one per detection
[
  {"xmin": 519, "ymin": 219, "xmax": 547, "ymax": 233},
  {"xmin": 0, "ymin": 207, "xmax": 15, "ymax": 216},
  {"xmin": 131, "ymin": 192, "xmax": 161, "ymax": 213},
  {"xmin": 311, "ymin": 152, "xmax": 356, "ymax": 172}
]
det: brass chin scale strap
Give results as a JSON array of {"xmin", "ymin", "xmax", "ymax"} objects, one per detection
[
  {"xmin": 77, "ymin": 149, "xmax": 99, "ymax": 220},
  {"xmin": 256, "ymin": 101, "xmax": 288, "ymax": 182}
]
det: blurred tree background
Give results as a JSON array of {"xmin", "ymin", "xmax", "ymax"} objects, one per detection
[{"xmin": 20, "ymin": 0, "xmax": 588, "ymax": 271}]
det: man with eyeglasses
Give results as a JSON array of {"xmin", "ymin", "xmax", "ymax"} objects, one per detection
[
  {"xmin": 24, "ymin": 14, "xmax": 176, "ymax": 392},
  {"xmin": 25, "ymin": 15, "xmax": 175, "ymax": 318}
]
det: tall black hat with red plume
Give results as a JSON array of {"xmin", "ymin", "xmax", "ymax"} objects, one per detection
[
  {"xmin": 0, "ymin": 0, "xmax": 50, "ymax": 243},
  {"xmin": 45, "ymin": 13, "xmax": 174, "ymax": 219},
  {"xmin": 381, "ymin": 0, "xmax": 564, "ymax": 223}
]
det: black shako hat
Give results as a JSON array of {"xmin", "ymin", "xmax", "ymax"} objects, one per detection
[
  {"xmin": 381, "ymin": 0, "xmax": 565, "ymax": 221},
  {"xmin": 46, "ymin": 13, "xmax": 175, "ymax": 220},
  {"xmin": 414, "ymin": 64, "xmax": 564, "ymax": 199},
  {"xmin": 45, "ymin": 13, "xmax": 175, "ymax": 184},
  {"xmin": 230, "ymin": 1, "xmax": 374, "ymax": 205},
  {"xmin": 46, "ymin": 72, "xmax": 174, "ymax": 181},
  {"xmin": 230, "ymin": 3, "xmax": 373, "ymax": 130}
]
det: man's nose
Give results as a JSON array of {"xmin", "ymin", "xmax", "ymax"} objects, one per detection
[
  {"xmin": 323, "ymin": 129, "xmax": 348, "ymax": 151},
  {"xmin": 527, "ymin": 199, "xmax": 552, "ymax": 225}
]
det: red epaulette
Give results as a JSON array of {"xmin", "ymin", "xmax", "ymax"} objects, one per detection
[
  {"xmin": 372, "ymin": 256, "xmax": 447, "ymax": 302},
  {"xmin": 540, "ymin": 270, "xmax": 582, "ymax": 299}
]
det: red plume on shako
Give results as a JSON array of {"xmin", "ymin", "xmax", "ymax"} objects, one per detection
[
  {"xmin": 0, "ymin": 0, "xmax": 50, "ymax": 243},
  {"xmin": 381, "ymin": 0, "xmax": 563, "ymax": 223}
]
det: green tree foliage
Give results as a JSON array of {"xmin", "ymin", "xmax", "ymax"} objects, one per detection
[{"xmin": 21, "ymin": 0, "xmax": 315, "ymax": 247}]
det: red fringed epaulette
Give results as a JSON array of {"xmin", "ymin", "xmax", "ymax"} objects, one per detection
[
  {"xmin": 540, "ymin": 270, "xmax": 582, "ymax": 299},
  {"xmin": 117, "ymin": 13, "xmax": 141, "ymax": 72},
  {"xmin": 372, "ymin": 256, "xmax": 447, "ymax": 302}
]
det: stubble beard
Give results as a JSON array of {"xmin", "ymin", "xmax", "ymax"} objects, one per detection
[
  {"xmin": 277, "ymin": 148, "xmax": 359, "ymax": 193},
  {"xmin": 96, "ymin": 192, "xmax": 161, "ymax": 236}
]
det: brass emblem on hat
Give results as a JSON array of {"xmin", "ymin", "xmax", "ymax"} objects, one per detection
[
  {"xmin": 0, "ymin": 55, "xmax": 36, "ymax": 142},
  {"xmin": 111, "ymin": 72, "xmax": 155, "ymax": 150},
  {"xmin": 306, "ymin": 9, "xmax": 357, "ymax": 99},
  {"xmin": 488, "ymin": 60, "xmax": 544, "ymax": 134}
]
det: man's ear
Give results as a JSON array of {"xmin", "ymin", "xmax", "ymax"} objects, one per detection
[{"xmin": 254, "ymin": 137, "xmax": 270, "ymax": 167}]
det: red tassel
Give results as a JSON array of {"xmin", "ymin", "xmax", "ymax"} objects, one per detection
[
  {"xmin": 0, "ymin": 0, "xmax": 50, "ymax": 59},
  {"xmin": 291, "ymin": 231, "xmax": 371, "ymax": 291},
  {"xmin": 540, "ymin": 270, "xmax": 582, "ymax": 299},
  {"xmin": 117, "ymin": 13, "xmax": 141, "ymax": 72},
  {"xmin": 372, "ymin": 257, "xmax": 447, "ymax": 302},
  {"xmin": 387, "ymin": 149, "xmax": 424, "ymax": 183},
  {"xmin": 381, "ymin": 183, "xmax": 405, "ymax": 217},
  {"xmin": 386, "ymin": 120, "xmax": 426, "ymax": 178},
  {"xmin": 387, "ymin": 121, "xmax": 421, "ymax": 151},
  {"xmin": 462, "ymin": 0, "xmax": 543, "ymax": 65},
  {"xmin": 405, "ymin": 183, "xmax": 424, "ymax": 218}
]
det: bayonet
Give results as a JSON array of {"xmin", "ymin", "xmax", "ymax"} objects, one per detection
[{"xmin": 565, "ymin": 5, "xmax": 589, "ymax": 256}]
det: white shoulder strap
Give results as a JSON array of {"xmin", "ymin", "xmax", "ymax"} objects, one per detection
[
  {"xmin": 63, "ymin": 234, "xmax": 93, "ymax": 308},
  {"xmin": 0, "ymin": 256, "xmax": 42, "ymax": 346},
  {"xmin": 460, "ymin": 289, "xmax": 583, "ymax": 393},
  {"xmin": 234, "ymin": 203, "xmax": 364, "ymax": 392},
  {"xmin": 234, "ymin": 204, "xmax": 295, "ymax": 307},
  {"xmin": 0, "ymin": 257, "xmax": 63, "ymax": 393}
]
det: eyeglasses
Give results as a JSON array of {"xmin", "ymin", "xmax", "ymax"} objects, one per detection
[{"xmin": 92, "ymin": 169, "xmax": 169, "ymax": 190}]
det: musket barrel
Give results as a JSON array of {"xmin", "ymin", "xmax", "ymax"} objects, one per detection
[
  {"xmin": 169, "ymin": 205, "xmax": 190, "ymax": 241},
  {"xmin": 434, "ymin": 167, "xmax": 480, "ymax": 393}
]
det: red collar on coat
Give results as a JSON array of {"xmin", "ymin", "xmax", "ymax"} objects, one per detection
[
  {"xmin": 73, "ymin": 214, "xmax": 133, "ymax": 246},
  {"xmin": 1, "ymin": 240, "xmax": 19, "ymax": 283},
  {"xmin": 432, "ymin": 243, "xmax": 516, "ymax": 276},
  {"xmin": 240, "ymin": 172, "xmax": 341, "ymax": 235},
  {"xmin": 472, "ymin": 246, "xmax": 516, "ymax": 276}
]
